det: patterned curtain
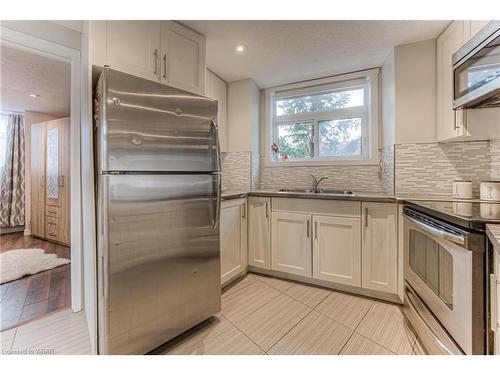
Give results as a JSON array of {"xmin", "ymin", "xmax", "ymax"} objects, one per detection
[{"xmin": 0, "ymin": 114, "xmax": 25, "ymax": 227}]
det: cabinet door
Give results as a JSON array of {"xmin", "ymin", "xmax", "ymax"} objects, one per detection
[
  {"xmin": 161, "ymin": 21, "xmax": 206, "ymax": 95},
  {"xmin": 30, "ymin": 123, "xmax": 46, "ymax": 238},
  {"xmin": 362, "ymin": 203, "xmax": 398, "ymax": 294},
  {"xmin": 313, "ymin": 215, "xmax": 361, "ymax": 287},
  {"xmin": 271, "ymin": 212, "xmax": 312, "ymax": 277},
  {"xmin": 220, "ymin": 199, "xmax": 247, "ymax": 284},
  {"xmin": 103, "ymin": 21, "xmax": 161, "ymax": 82},
  {"xmin": 206, "ymin": 70, "xmax": 227, "ymax": 152},
  {"xmin": 248, "ymin": 197, "xmax": 271, "ymax": 269},
  {"xmin": 437, "ymin": 21, "xmax": 468, "ymax": 141}
]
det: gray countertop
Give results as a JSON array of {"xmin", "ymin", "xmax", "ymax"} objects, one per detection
[
  {"xmin": 221, "ymin": 189, "xmax": 462, "ymax": 203},
  {"xmin": 487, "ymin": 225, "xmax": 500, "ymax": 253}
]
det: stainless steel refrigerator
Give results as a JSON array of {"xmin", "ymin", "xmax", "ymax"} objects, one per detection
[{"xmin": 94, "ymin": 68, "xmax": 221, "ymax": 354}]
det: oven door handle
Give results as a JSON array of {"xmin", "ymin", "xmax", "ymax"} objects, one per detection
[{"xmin": 403, "ymin": 214, "xmax": 466, "ymax": 246}]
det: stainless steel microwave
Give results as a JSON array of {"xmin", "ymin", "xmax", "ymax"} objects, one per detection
[{"xmin": 453, "ymin": 21, "xmax": 500, "ymax": 109}]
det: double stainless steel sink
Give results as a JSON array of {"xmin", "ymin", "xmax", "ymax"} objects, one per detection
[{"xmin": 277, "ymin": 188, "xmax": 355, "ymax": 196}]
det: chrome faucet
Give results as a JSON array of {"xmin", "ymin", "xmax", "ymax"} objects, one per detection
[{"xmin": 310, "ymin": 174, "xmax": 328, "ymax": 193}]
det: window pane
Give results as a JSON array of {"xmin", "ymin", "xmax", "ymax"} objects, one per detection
[
  {"xmin": 276, "ymin": 88, "xmax": 364, "ymax": 116},
  {"xmin": 318, "ymin": 118, "xmax": 362, "ymax": 157},
  {"xmin": 275, "ymin": 122, "xmax": 313, "ymax": 160}
]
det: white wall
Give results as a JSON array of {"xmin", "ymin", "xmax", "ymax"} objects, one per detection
[
  {"xmin": 394, "ymin": 39, "xmax": 437, "ymax": 144},
  {"xmin": 0, "ymin": 21, "xmax": 81, "ymax": 51},
  {"xmin": 227, "ymin": 79, "xmax": 260, "ymax": 153},
  {"xmin": 381, "ymin": 50, "xmax": 395, "ymax": 147},
  {"xmin": 23, "ymin": 111, "xmax": 62, "ymax": 235}
]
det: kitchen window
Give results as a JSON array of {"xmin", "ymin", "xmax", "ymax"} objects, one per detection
[{"xmin": 266, "ymin": 69, "xmax": 379, "ymax": 166}]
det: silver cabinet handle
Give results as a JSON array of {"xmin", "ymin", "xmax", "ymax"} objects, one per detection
[
  {"xmin": 306, "ymin": 220, "xmax": 310, "ymax": 238},
  {"xmin": 265, "ymin": 201, "xmax": 269, "ymax": 219},
  {"xmin": 314, "ymin": 221, "xmax": 318, "ymax": 239},
  {"xmin": 242, "ymin": 203, "xmax": 246, "ymax": 219},
  {"xmin": 162, "ymin": 54, "xmax": 167, "ymax": 79},
  {"xmin": 365, "ymin": 207, "xmax": 369, "ymax": 227},
  {"xmin": 153, "ymin": 49, "xmax": 158, "ymax": 75}
]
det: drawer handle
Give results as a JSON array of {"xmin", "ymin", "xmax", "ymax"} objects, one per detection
[
  {"xmin": 265, "ymin": 201, "xmax": 269, "ymax": 219},
  {"xmin": 306, "ymin": 220, "xmax": 310, "ymax": 238}
]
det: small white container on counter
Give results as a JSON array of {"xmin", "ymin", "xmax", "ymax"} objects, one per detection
[
  {"xmin": 480, "ymin": 181, "xmax": 500, "ymax": 202},
  {"xmin": 452, "ymin": 180, "xmax": 473, "ymax": 200}
]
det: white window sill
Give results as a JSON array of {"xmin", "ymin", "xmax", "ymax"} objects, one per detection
[{"xmin": 264, "ymin": 158, "xmax": 379, "ymax": 167}]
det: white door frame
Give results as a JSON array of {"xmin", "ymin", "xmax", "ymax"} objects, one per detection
[{"xmin": 0, "ymin": 26, "xmax": 84, "ymax": 312}]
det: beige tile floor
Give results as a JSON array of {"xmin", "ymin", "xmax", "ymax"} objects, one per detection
[
  {"xmin": 157, "ymin": 273, "xmax": 424, "ymax": 355},
  {"xmin": 1, "ymin": 308, "xmax": 92, "ymax": 355}
]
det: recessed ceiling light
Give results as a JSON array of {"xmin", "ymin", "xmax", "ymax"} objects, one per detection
[
  {"xmin": 29, "ymin": 94, "xmax": 40, "ymax": 98},
  {"xmin": 235, "ymin": 44, "xmax": 247, "ymax": 53}
]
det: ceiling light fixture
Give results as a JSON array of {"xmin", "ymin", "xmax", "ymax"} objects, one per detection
[
  {"xmin": 29, "ymin": 94, "xmax": 40, "ymax": 98},
  {"xmin": 235, "ymin": 44, "xmax": 247, "ymax": 53}
]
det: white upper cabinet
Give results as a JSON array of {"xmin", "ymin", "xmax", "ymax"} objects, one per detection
[
  {"xmin": 220, "ymin": 198, "xmax": 247, "ymax": 285},
  {"xmin": 361, "ymin": 203, "xmax": 398, "ymax": 294},
  {"xmin": 437, "ymin": 20, "xmax": 499, "ymax": 142},
  {"xmin": 92, "ymin": 21, "xmax": 206, "ymax": 95},
  {"xmin": 313, "ymin": 215, "xmax": 361, "ymax": 287},
  {"xmin": 93, "ymin": 21, "xmax": 161, "ymax": 82},
  {"xmin": 206, "ymin": 70, "xmax": 228, "ymax": 152},
  {"xmin": 271, "ymin": 212, "xmax": 312, "ymax": 277},
  {"xmin": 160, "ymin": 21, "xmax": 206, "ymax": 95},
  {"xmin": 437, "ymin": 21, "xmax": 469, "ymax": 142},
  {"xmin": 248, "ymin": 197, "xmax": 271, "ymax": 270}
]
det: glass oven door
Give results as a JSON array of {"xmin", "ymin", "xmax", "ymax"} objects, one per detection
[{"xmin": 404, "ymin": 214, "xmax": 473, "ymax": 354}]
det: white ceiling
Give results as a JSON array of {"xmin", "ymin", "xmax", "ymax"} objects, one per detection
[
  {"xmin": 183, "ymin": 20, "xmax": 450, "ymax": 88},
  {"xmin": 0, "ymin": 45, "xmax": 71, "ymax": 116}
]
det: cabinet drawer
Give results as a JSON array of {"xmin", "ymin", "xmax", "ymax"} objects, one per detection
[
  {"xmin": 272, "ymin": 198, "xmax": 361, "ymax": 217},
  {"xmin": 46, "ymin": 206, "xmax": 61, "ymax": 217}
]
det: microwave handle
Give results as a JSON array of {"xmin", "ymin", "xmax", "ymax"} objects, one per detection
[{"xmin": 403, "ymin": 214, "xmax": 466, "ymax": 246}]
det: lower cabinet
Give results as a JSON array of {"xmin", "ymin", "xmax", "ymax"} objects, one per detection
[
  {"xmin": 220, "ymin": 198, "xmax": 247, "ymax": 285},
  {"xmin": 271, "ymin": 212, "xmax": 312, "ymax": 277},
  {"xmin": 361, "ymin": 202, "xmax": 398, "ymax": 294},
  {"xmin": 248, "ymin": 197, "xmax": 271, "ymax": 269},
  {"xmin": 313, "ymin": 215, "xmax": 361, "ymax": 287},
  {"xmin": 234, "ymin": 197, "xmax": 400, "ymax": 300}
]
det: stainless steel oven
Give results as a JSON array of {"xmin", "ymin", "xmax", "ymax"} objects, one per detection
[
  {"xmin": 403, "ymin": 207, "xmax": 485, "ymax": 354},
  {"xmin": 453, "ymin": 21, "xmax": 500, "ymax": 109}
]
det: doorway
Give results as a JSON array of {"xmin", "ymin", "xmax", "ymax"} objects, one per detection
[{"xmin": 0, "ymin": 43, "xmax": 75, "ymax": 331}]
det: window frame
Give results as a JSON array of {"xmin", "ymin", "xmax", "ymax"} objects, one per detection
[{"xmin": 265, "ymin": 68, "xmax": 379, "ymax": 167}]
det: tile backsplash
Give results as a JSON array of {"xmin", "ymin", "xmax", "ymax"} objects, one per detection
[
  {"xmin": 221, "ymin": 152, "xmax": 252, "ymax": 191},
  {"xmin": 259, "ymin": 155, "xmax": 388, "ymax": 194},
  {"xmin": 222, "ymin": 141, "xmax": 498, "ymax": 197},
  {"xmin": 491, "ymin": 140, "xmax": 500, "ymax": 181},
  {"xmin": 395, "ymin": 141, "xmax": 496, "ymax": 198}
]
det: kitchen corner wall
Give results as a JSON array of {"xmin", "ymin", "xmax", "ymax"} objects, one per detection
[
  {"xmin": 395, "ymin": 140, "xmax": 500, "ymax": 198},
  {"xmin": 221, "ymin": 151, "xmax": 261, "ymax": 191}
]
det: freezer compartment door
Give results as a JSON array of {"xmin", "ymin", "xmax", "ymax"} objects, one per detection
[
  {"xmin": 101, "ymin": 173, "xmax": 221, "ymax": 354},
  {"xmin": 99, "ymin": 68, "xmax": 219, "ymax": 173}
]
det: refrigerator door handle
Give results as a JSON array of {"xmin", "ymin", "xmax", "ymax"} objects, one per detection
[
  {"xmin": 214, "ymin": 173, "xmax": 221, "ymax": 229},
  {"xmin": 212, "ymin": 119, "xmax": 222, "ymax": 173}
]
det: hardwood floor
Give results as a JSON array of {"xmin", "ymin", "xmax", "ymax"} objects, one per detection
[{"xmin": 0, "ymin": 232, "xmax": 71, "ymax": 332}]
